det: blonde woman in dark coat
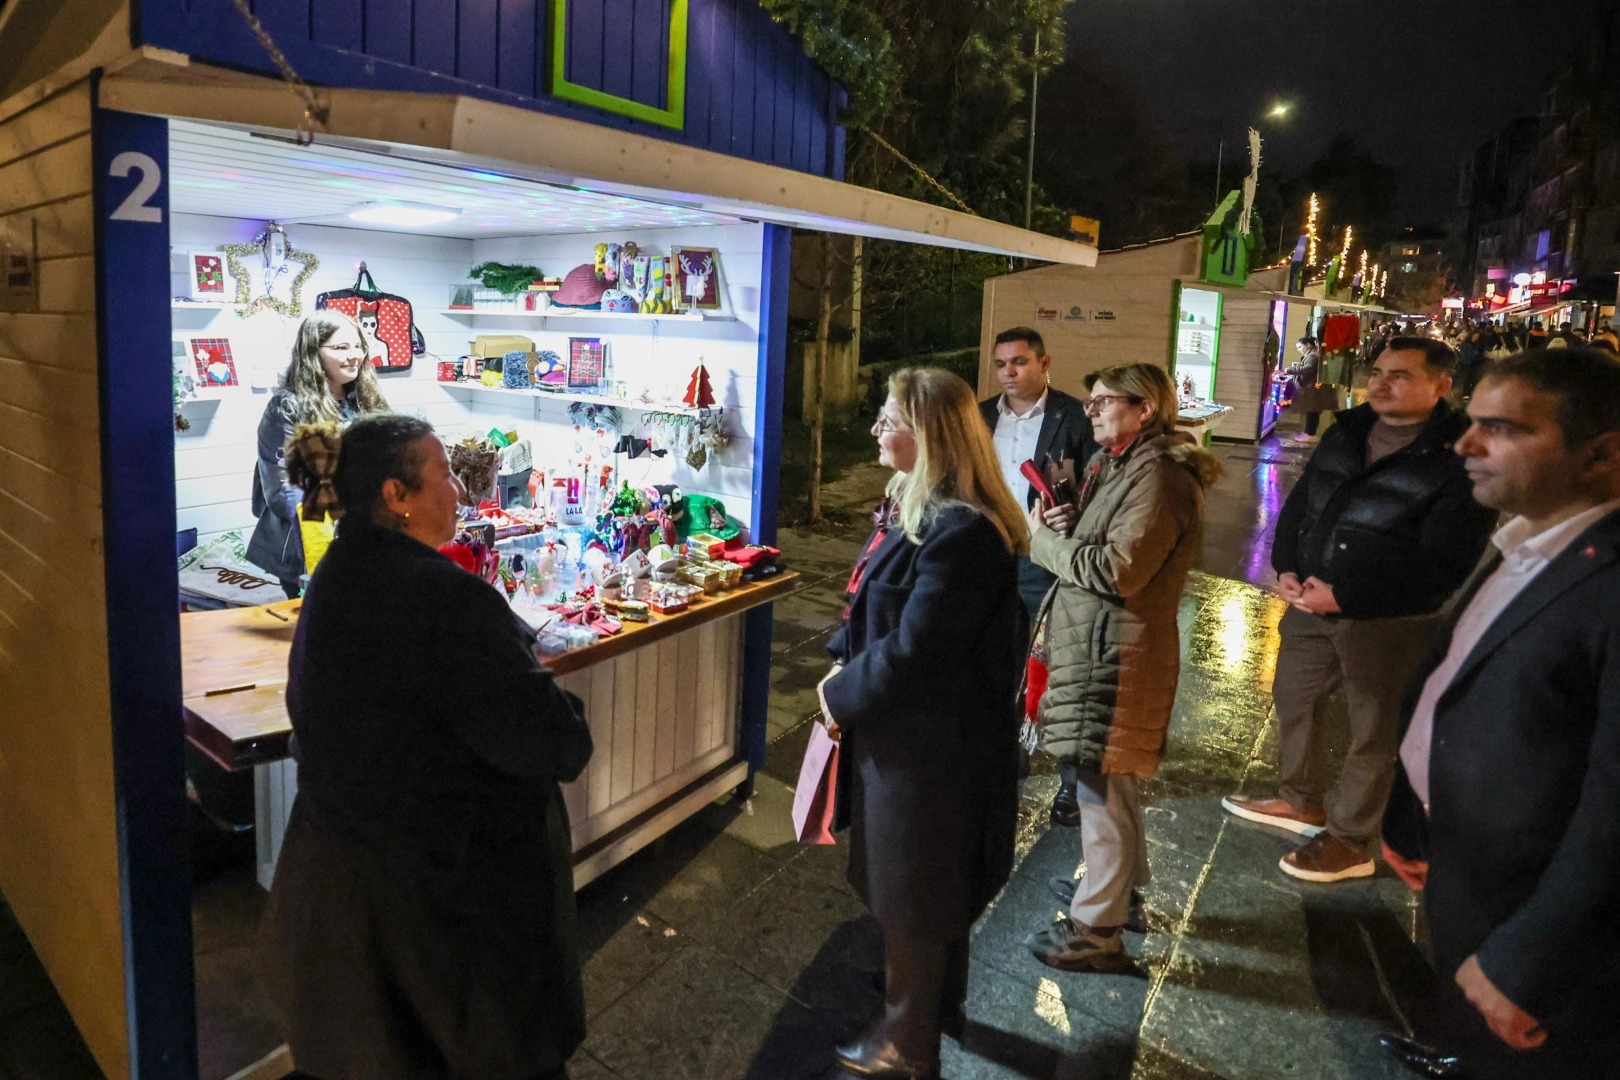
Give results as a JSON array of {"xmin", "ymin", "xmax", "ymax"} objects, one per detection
[
  {"xmin": 1022, "ymin": 363, "xmax": 1222, "ymax": 973},
  {"xmin": 819, "ymin": 368, "xmax": 1028, "ymax": 1079}
]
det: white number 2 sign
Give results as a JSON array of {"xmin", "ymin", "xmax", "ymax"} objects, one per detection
[{"xmin": 108, "ymin": 152, "xmax": 163, "ymax": 223}]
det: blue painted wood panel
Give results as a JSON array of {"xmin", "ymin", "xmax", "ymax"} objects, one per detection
[{"xmin": 138, "ymin": 0, "xmax": 844, "ymax": 178}]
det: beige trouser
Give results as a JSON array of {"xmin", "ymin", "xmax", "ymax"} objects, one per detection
[{"xmin": 1069, "ymin": 774, "xmax": 1150, "ymax": 929}]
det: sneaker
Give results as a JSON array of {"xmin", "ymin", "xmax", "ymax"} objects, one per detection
[
  {"xmin": 1024, "ymin": 916, "xmax": 1130, "ymax": 972},
  {"xmin": 1294, "ymin": 431, "xmax": 1319, "ymax": 443},
  {"xmin": 1046, "ymin": 878, "xmax": 1149, "ymax": 934},
  {"xmin": 1221, "ymin": 795, "xmax": 1326, "ymax": 836},
  {"xmin": 1280, "ymin": 832, "xmax": 1376, "ymax": 883}
]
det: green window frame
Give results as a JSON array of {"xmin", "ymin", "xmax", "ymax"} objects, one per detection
[{"xmin": 549, "ymin": 0, "xmax": 689, "ymax": 129}]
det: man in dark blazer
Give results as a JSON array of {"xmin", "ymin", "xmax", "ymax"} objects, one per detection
[
  {"xmin": 1380, "ymin": 348, "xmax": 1620, "ymax": 1080},
  {"xmin": 979, "ymin": 326, "xmax": 1099, "ymax": 616},
  {"xmin": 980, "ymin": 326, "xmax": 1098, "ymax": 827}
]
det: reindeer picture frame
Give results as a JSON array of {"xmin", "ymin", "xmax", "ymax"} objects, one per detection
[{"xmin": 672, "ymin": 246, "xmax": 722, "ymax": 311}]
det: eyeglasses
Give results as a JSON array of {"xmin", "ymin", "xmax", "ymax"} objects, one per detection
[
  {"xmin": 872, "ymin": 416, "xmax": 911, "ymax": 435},
  {"xmin": 1084, "ymin": 394, "xmax": 1142, "ymax": 415}
]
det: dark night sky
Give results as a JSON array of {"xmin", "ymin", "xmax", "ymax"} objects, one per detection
[{"xmin": 1064, "ymin": 0, "xmax": 1607, "ymax": 223}]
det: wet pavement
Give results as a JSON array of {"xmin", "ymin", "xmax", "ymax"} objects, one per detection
[{"xmin": 0, "ymin": 432, "xmax": 1438, "ymax": 1080}]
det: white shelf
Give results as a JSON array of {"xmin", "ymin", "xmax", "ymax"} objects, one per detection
[
  {"xmin": 437, "ymin": 308, "xmax": 735, "ymax": 323},
  {"xmin": 171, "ymin": 301, "xmax": 236, "ymax": 309},
  {"xmin": 437, "ymin": 381, "xmax": 717, "ymax": 414}
]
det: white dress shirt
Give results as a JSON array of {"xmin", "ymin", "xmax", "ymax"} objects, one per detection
[
  {"xmin": 1399, "ymin": 498, "xmax": 1620, "ymax": 807},
  {"xmin": 993, "ymin": 391, "xmax": 1047, "ymax": 508}
]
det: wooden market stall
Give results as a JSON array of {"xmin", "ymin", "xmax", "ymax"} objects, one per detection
[
  {"xmin": 0, "ymin": 2, "xmax": 1098, "ymax": 1078},
  {"xmin": 977, "ymin": 195, "xmax": 1296, "ymax": 444}
]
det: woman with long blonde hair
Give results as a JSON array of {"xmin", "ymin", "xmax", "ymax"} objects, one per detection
[{"xmin": 815, "ymin": 367, "xmax": 1027, "ymax": 1078}]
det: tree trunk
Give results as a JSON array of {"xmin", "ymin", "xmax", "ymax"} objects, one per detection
[{"xmin": 808, "ymin": 231, "xmax": 834, "ymax": 524}]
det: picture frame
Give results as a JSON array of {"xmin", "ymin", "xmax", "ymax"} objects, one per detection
[
  {"xmin": 567, "ymin": 337, "xmax": 605, "ymax": 389},
  {"xmin": 188, "ymin": 251, "xmax": 228, "ymax": 300},
  {"xmin": 671, "ymin": 247, "xmax": 722, "ymax": 311},
  {"xmin": 189, "ymin": 337, "xmax": 239, "ymax": 388}
]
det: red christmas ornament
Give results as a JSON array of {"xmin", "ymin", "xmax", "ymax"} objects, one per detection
[{"xmin": 682, "ymin": 362, "xmax": 715, "ymax": 409}]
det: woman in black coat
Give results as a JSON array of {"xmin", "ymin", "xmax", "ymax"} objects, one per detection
[
  {"xmin": 261, "ymin": 414, "xmax": 592, "ymax": 1080},
  {"xmin": 819, "ymin": 368, "xmax": 1028, "ymax": 1079}
]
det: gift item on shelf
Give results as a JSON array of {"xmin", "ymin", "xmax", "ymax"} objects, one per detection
[
  {"xmin": 222, "ymin": 221, "xmax": 319, "ymax": 320},
  {"xmin": 682, "ymin": 362, "xmax": 715, "ymax": 408},
  {"xmin": 468, "ymin": 261, "xmax": 545, "ymax": 296},
  {"xmin": 190, "ymin": 337, "xmax": 239, "ymax": 387},
  {"xmin": 502, "ymin": 349, "xmax": 533, "ymax": 389},
  {"xmin": 449, "ymin": 436, "xmax": 500, "ymax": 506},
  {"xmin": 315, "ymin": 262, "xmax": 421, "ymax": 371},
  {"xmin": 601, "ymin": 289, "xmax": 636, "ymax": 313},
  {"xmin": 551, "ymin": 263, "xmax": 607, "ymax": 308},
  {"xmin": 567, "ymin": 338, "xmax": 605, "ymax": 388},
  {"xmin": 188, "ymin": 251, "xmax": 227, "ymax": 299},
  {"xmin": 641, "ymin": 257, "xmax": 673, "ymax": 314},
  {"xmin": 673, "ymin": 247, "xmax": 721, "ymax": 310}
]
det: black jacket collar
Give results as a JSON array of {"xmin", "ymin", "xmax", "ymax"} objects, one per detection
[
  {"xmin": 980, "ymin": 387, "xmax": 1081, "ymax": 466},
  {"xmin": 1329, "ymin": 400, "xmax": 1470, "ymax": 458}
]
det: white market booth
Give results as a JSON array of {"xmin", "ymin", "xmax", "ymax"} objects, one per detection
[{"xmin": 0, "ymin": 3, "xmax": 1097, "ymax": 1077}]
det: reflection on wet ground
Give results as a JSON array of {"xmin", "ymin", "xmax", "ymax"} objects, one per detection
[{"xmin": 0, "ymin": 433, "xmax": 1432, "ymax": 1080}]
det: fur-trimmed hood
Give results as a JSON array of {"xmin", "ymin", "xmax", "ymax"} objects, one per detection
[{"xmin": 1127, "ymin": 429, "xmax": 1226, "ymax": 490}]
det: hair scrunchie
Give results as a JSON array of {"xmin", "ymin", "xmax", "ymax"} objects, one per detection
[{"xmin": 285, "ymin": 421, "xmax": 345, "ymax": 521}]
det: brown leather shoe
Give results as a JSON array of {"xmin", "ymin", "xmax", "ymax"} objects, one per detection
[
  {"xmin": 1221, "ymin": 795, "xmax": 1326, "ymax": 836},
  {"xmin": 1280, "ymin": 832, "xmax": 1376, "ymax": 883}
]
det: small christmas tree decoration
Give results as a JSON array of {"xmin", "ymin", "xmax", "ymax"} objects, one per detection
[{"xmin": 682, "ymin": 362, "xmax": 715, "ymax": 409}]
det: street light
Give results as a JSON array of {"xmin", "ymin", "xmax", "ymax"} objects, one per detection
[{"xmin": 1268, "ymin": 103, "xmax": 1291, "ymax": 118}]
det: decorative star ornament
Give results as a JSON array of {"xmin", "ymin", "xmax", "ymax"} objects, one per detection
[{"xmin": 221, "ymin": 221, "xmax": 319, "ymax": 319}]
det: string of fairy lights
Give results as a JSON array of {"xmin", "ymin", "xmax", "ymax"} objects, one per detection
[{"xmin": 1299, "ymin": 194, "xmax": 1388, "ymax": 300}]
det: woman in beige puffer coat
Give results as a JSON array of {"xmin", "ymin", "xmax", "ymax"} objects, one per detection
[{"xmin": 1023, "ymin": 362, "xmax": 1222, "ymax": 974}]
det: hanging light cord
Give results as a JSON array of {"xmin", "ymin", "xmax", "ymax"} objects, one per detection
[
  {"xmin": 860, "ymin": 129, "xmax": 976, "ymax": 216},
  {"xmin": 225, "ymin": 0, "xmax": 331, "ymax": 145}
]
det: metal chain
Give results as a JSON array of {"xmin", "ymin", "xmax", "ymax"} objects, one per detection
[
  {"xmin": 860, "ymin": 129, "xmax": 976, "ymax": 216},
  {"xmin": 226, "ymin": 0, "xmax": 331, "ymax": 145}
]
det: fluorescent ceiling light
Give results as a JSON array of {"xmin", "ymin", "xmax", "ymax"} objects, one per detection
[{"xmin": 347, "ymin": 201, "xmax": 461, "ymax": 226}]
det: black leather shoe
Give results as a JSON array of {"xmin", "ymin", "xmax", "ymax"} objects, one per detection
[
  {"xmin": 939, "ymin": 1007, "xmax": 968, "ymax": 1041},
  {"xmin": 834, "ymin": 1032, "xmax": 940, "ymax": 1079},
  {"xmin": 1050, "ymin": 780, "xmax": 1081, "ymax": 827},
  {"xmin": 1377, "ymin": 1033, "xmax": 1467, "ymax": 1078},
  {"xmin": 1047, "ymin": 878, "xmax": 1149, "ymax": 934}
]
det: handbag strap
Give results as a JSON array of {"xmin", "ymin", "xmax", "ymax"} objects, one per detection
[{"xmin": 352, "ymin": 262, "xmax": 380, "ymax": 296}]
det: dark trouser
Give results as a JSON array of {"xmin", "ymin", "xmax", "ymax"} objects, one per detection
[
  {"xmin": 877, "ymin": 926, "xmax": 970, "ymax": 1065},
  {"xmin": 1304, "ymin": 411, "xmax": 1321, "ymax": 435},
  {"xmin": 1017, "ymin": 556, "xmax": 1055, "ymax": 622},
  {"xmin": 1272, "ymin": 607, "xmax": 1438, "ymax": 847}
]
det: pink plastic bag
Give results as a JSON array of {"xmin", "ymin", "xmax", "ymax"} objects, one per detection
[{"xmin": 792, "ymin": 724, "xmax": 840, "ymax": 845}]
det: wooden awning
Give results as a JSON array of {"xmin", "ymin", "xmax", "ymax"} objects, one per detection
[{"xmin": 98, "ymin": 49, "xmax": 1098, "ymax": 266}]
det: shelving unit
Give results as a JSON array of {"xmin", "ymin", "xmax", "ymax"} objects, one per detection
[
  {"xmin": 438, "ymin": 308, "xmax": 736, "ymax": 323},
  {"xmin": 436, "ymin": 380, "xmax": 719, "ymax": 415}
]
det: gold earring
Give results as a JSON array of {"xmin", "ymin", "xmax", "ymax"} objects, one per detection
[{"xmin": 403, "ymin": 512, "xmax": 410, "ymax": 521}]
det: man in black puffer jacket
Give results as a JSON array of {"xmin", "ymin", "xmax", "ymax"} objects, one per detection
[{"xmin": 1224, "ymin": 337, "xmax": 1499, "ymax": 883}]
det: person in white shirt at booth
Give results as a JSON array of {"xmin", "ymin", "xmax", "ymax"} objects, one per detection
[{"xmin": 1379, "ymin": 347, "xmax": 1620, "ymax": 1080}]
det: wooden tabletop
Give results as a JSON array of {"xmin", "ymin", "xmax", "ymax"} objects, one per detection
[{"xmin": 182, "ymin": 572, "xmax": 799, "ymax": 771}]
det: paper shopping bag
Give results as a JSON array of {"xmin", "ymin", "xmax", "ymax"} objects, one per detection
[{"xmin": 791, "ymin": 723, "xmax": 840, "ymax": 845}]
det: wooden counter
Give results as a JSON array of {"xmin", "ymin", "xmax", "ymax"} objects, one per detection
[{"xmin": 182, "ymin": 572, "xmax": 798, "ymax": 771}]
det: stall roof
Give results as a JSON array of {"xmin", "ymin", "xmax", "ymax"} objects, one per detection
[{"xmin": 100, "ymin": 51, "xmax": 1098, "ymax": 265}]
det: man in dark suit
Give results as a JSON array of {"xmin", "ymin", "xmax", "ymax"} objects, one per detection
[
  {"xmin": 978, "ymin": 327, "xmax": 1099, "ymax": 617},
  {"xmin": 1380, "ymin": 348, "xmax": 1620, "ymax": 1080},
  {"xmin": 980, "ymin": 326, "xmax": 1098, "ymax": 827}
]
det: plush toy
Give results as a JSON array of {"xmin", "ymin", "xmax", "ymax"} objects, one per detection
[
  {"xmin": 643, "ymin": 257, "xmax": 673, "ymax": 314},
  {"xmin": 593, "ymin": 243, "xmax": 609, "ymax": 279},
  {"xmin": 601, "ymin": 289, "xmax": 636, "ymax": 313},
  {"xmin": 604, "ymin": 243, "xmax": 622, "ymax": 283},
  {"xmin": 533, "ymin": 349, "xmax": 566, "ymax": 387}
]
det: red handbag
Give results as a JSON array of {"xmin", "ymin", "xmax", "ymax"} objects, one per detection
[{"xmin": 315, "ymin": 263, "xmax": 423, "ymax": 371}]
